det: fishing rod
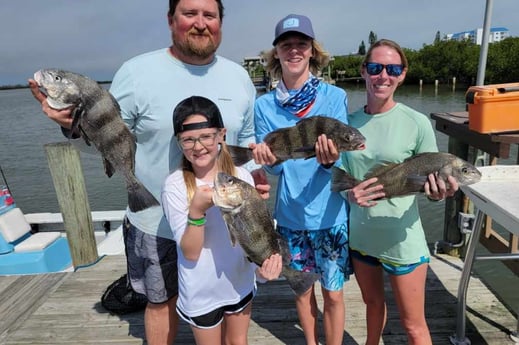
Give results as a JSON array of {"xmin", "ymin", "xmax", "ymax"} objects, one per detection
[{"xmin": 0, "ymin": 163, "xmax": 13, "ymax": 197}]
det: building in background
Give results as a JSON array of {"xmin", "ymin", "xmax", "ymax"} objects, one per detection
[{"xmin": 446, "ymin": 27, "xmax": 510, "ymax": 45}]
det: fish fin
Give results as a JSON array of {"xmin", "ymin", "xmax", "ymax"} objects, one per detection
[
  {"xmin": 282, "ymin": 267, "xmax": 320, "ymax": 296},
  {"xmin": 127, "ymin": 181, "xmax": 160, "ymax": 212},
  {"xmin": 330, "ymin": 166, "xmax": 360, "ymax": 192},
  {"xmin": 405, "ymin": 174, "xmax": 428, "ymax": 191},
  {"xmin": 294, "ymin": 145, "xmax": 316, "ymax": 153},
  {"xmin": 294, "ymin": 145, "xmax": 317, "ymax": 160},
  {"xmin": 69, "ymin": 103, "xmax": 93, "ymax": 146},
  {"xmin": 79, "ymin": 126, "xmax": 92, "ymax": 146},
  {"xmin": 227, "ymin": 145, "xmax": 254, "ymax": 166},
  {"xmin": 229, "ymin": 229, "xmax": 238, "ymax": 247},
  {"xmin": 366, "ymin": 162, "xmax": 398, "ymax": 177},
  {"xmin": 69, "ymin": 103, "xmax": 84, "ymax": 136},
  {"xmin": 403, "ymin": 152, "xmax": 433, "ymax": 162},
  {"xmin": 103, "ymin": 159, "xmax": 115, "ymax": 178},
  {"xmin": 222, "ymin": 218, "xmax": 240, "ymax": 247}
]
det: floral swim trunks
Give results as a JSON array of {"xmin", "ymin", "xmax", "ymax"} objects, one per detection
[{"xmin": 277, "ymin": 223, "xmax": 352, "ymax": 291}]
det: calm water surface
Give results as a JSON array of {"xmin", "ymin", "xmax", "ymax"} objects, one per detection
[{"xmin": 1, "ymin": 83, "xmax": 517, "ymax": 313}]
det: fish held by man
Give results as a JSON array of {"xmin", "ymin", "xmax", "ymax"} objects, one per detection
[
  {"xmin": 331, "ymin": 152, "xmax": 482, "ymax": 198},
  {"xmin": 228, "ymin": 115, "xmax": 366, "ymax": 166},
  {"xmin": 213, "ymin": 172, "xmax": 320, "ymax": 295},
  {"xmin": 33, "ymin": 68, "xmax": 159, "ymax": 212}
]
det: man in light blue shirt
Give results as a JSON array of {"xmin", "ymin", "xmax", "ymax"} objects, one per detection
[{"xmin": 29, "ymin": 1, "xmax": 261, "ymax": 344}]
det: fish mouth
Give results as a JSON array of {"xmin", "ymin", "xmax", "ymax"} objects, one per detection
[
  {"xmin": 32, "ymin": 71, "xmax": 48, "ymax": 95},
  {"xmin": 356, "ymin": 143, "xmax": 366, "ymax": 150},
  {"xmin": 212, "ymin": 192, "xmax": 235, "ymax": 211},
  {"xmin": 37, "ymin": 86, "xmax": 48, "ymax": 97},
  {"xmin": 33, "ymin": 70, "xmax": 42, "ymax": 84}
]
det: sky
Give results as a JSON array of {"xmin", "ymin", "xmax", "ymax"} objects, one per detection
[{"xmin": 1, "ymin": 0, "xmax": 518, "ymax": 86}]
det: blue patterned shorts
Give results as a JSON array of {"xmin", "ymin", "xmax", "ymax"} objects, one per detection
[
  {"xmin": 277, "ymin": 224, "xmax": 352, "ymax": 291},
  {"xmin": 350, "ymin": 249, "xmax": 430, "ymax": 276}
]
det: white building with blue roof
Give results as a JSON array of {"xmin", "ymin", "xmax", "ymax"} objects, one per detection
[{"xmin": 446, "ymin": 27, "xmax": 510, "ymax": 45}]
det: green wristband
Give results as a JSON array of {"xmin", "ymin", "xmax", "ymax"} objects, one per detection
[{"xmin": 187, "ymin": 215, "xmax": 206, "ymax": 226}]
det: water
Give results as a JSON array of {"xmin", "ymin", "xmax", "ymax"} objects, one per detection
[
  {"xmin": 1, "ymin": 84, "xmax": 518, "ymax": 314},
  {"xmin": 0, "ymin": 87, "xmax": 127, "ymax": 213}
]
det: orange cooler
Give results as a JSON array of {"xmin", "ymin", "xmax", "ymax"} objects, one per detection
[{"xmin": 466, "ymin": 83, "xmax": 519, "ymax": 133}]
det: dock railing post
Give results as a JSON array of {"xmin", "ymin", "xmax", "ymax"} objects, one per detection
[{"xmin": 44, "ymin": 142, "xmax": 98, "ymax": 268}]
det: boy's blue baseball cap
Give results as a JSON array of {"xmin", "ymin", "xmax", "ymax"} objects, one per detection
[{"xmin": 273, "ymin": 14, "xmax": 315, "ymax": 45}]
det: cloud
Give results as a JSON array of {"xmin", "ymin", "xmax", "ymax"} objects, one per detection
[{"xmin": 1, "ymin": 0, "xmax": 517, "ymax": 85}]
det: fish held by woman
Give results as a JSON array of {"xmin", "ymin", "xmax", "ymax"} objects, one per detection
[
  {"xmin": 228, "ymin": 115, "xmax": 366, "ymax": 166},
  {"xmin": 33, "ymin": 68, "xmax": 159, "ymax": 212},
  {"xmin": 331, "ymin": 152, "xmax": 482, "ymax": 198},
  {"xmin": 212, "ymin": 172, "xmax": 320, "ymax": 295}
]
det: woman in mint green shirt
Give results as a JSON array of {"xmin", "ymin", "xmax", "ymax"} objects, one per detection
[{"xmin": 340, "ymin": 39, "xmax": 459, "ymax": 345}]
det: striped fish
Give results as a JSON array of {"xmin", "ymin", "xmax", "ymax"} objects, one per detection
[
  {"xmin": 33, "ymin": 69, "xmax": 158, "ymax": 212},
  {"xmin": 228, "ymin": 115, "xmax": 366, "ymax": 166}
]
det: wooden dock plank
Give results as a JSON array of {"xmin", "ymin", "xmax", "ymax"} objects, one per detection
[
  {"xmin": 0, "ymin": 273, "xmax": 68, "ymax": 343},
  {"xmin": 0, "ymin": 254, "xmax": 517, "ymax": 345}
]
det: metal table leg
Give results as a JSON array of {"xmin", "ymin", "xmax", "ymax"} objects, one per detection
[{"xmin": 449, "ymin": 209, "xmax": 485, "ymax": 345}]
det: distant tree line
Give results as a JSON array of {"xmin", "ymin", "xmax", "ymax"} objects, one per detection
[{"xmin": 332, "ymin": 36, "xmax": 519, "ymax": 86}]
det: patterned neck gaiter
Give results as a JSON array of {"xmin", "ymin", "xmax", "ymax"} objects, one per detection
[{"xmin": 275, "ymin": 74, "xmax": 320, "ymax": 117}]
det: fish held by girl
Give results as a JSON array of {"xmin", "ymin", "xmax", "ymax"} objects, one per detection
[{"xmin": 213, "ymin": 172, "xmax": 320, "ymax": 295}]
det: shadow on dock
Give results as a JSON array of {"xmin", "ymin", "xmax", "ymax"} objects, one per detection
[{"xmin": 0, "ymin": 254, "xmax": 516, "ymax": 344}]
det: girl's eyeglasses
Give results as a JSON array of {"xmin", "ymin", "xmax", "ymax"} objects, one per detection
[
  {"xmin": 364, "ymin": 62, "xmax": 404, "ymax": 77},
  {"xmin": 178, "ymin": 132, "xmax": 218, "ymax": 150}
]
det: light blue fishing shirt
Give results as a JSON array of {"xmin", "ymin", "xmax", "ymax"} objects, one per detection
[
  {"xmin": 254, "ymin": 82, "xmax": 348, "ymax": 230},
  {"xmin": 109, "ymin": 48, "xmax": 256, "ymax": 239}
]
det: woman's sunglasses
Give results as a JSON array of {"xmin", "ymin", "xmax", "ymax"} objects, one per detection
[{"xmin": 364, "ymin": 62, "xmax": 404, "ymax": 77}]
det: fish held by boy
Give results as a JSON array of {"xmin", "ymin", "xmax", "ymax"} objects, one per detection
[
  {"xmin": 33, "ymin": 68, "xmax": 159, "ymax": 212},
  {"xmin": 227, "ymin": 115, "xmax": 366, "ymax": 166},
  {"xmin": 331, "ymin": 152, "xmax": 482, "ymax": 198},
  {"xmin": 213, "ymin": 172, "xmax": 320, "ymax": 295}
]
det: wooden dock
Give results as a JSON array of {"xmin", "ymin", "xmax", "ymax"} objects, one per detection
[{"xmin": 0, "ymin": 254, "xmax": 517, "ymax": 345}]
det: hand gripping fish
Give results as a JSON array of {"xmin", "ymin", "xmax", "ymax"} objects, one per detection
[
  {"xmin": 213, "ymin": 172, "xmax": 320, "ymax": 295},
  {"xmin": 33, "ymin": 69, "xmax": 159, "ymax": 212}
]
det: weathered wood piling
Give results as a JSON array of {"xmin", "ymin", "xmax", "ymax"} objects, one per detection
[{"xmin": 44, "ymin": 142, "xmax": 98, "ymax": 268}]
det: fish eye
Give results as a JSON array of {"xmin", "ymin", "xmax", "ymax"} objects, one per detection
[{"xmin": 54, "ymin": 76, "xmax": 62, "ymax": 81}]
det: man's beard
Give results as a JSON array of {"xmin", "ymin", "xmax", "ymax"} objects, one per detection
[{"xmin": 175, "ymin": 31, "xmax": 219, "ymax": 59}]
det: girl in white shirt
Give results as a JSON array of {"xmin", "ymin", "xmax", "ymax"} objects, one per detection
[{"xmin": 161, "ymin": 96, "xmax": 281, "ymax": 345}]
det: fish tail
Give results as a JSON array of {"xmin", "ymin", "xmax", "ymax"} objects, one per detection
[
  {"xmin": 227, "ymin": 145, "xmax": 254, "ymax": 166},
  {"xmin": 330, "ymin": 166, "xmax": 359, "ymax": 192},
  {"xmin": 127, "ymin": 181, "xmax": 160, "ymax": 212},
  {"xmin": 282, "ymin": 267, "xmax": 320, "ymax": 296}
]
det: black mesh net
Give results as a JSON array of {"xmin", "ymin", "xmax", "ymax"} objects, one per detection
[{"xmin": 101, "ymin": 274, "xmax": 148, "ymax": 315}]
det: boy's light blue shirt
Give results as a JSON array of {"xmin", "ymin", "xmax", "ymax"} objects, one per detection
[{"xmin": 254, "ymin": 82, "xmax": 348, "ymax": 230}]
